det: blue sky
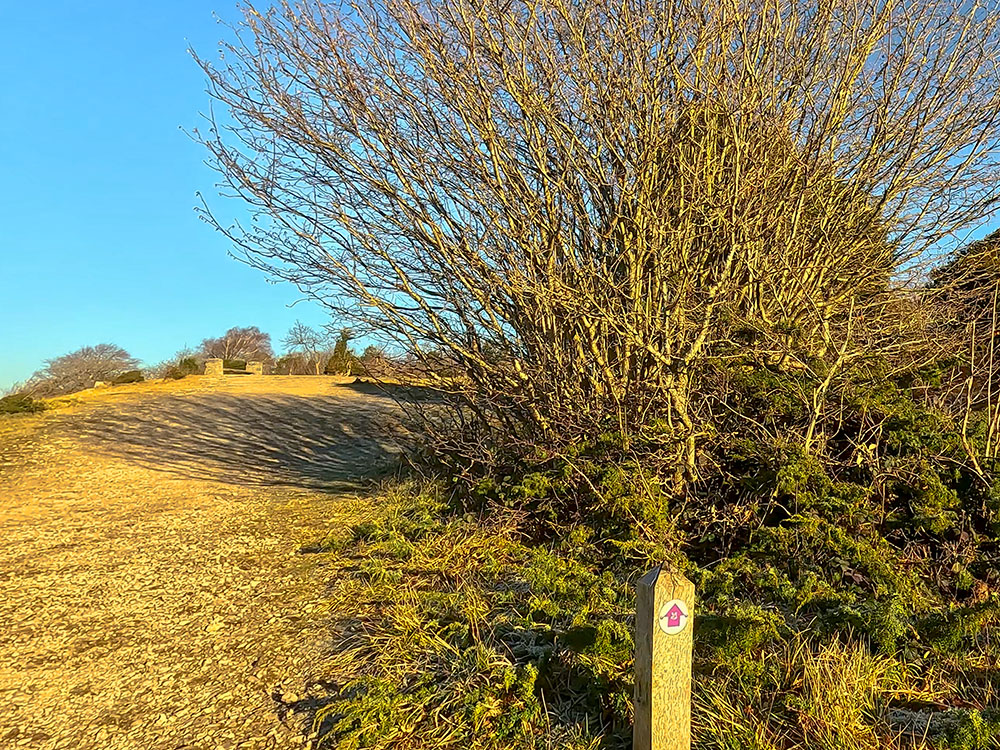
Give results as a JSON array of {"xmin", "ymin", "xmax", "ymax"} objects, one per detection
[{"xmin": 0, "ymin": 1, "xmax": 333, "ymax": 391}]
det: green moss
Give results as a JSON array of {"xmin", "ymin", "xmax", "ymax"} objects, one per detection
[
  {"xmin": 933, "ymin": 709, "xmax": 1000, "ymax": 749},
  {"xmin": 918, "ymin": 599, "xmax": 1000, "ymax": 654},
  {"xmin": 696, "ymin": 604, "xmax": 782, "ymax": 660},
  {"xmin": 729, "ymin": 366, "xmax": 810, "ymax": 423}
]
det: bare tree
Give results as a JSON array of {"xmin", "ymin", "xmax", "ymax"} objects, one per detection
[
  {"xmin": 196, "ymin": 0, "xmax": 1000, "ymax": 480},
  {"xmin": 201, "ymin": 326, "xmax": 274, "ymax": 363},
  {"xmin": 28, "ymin": 344, "xmax": 140, "ymax": 396},
  {"xmin": 281, "ymin": 321, "xmax": 331, "ymax": 374},
  {"xmin": 273, "ymin": 352, "xmax": 312, "ymax": 375}
]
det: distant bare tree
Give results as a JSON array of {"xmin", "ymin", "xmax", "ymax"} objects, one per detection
[
  {"xmin": 281, "ymin": 321, "xmax": 331, "ymax": 374},
  {"xmin": 201, "ymin": 326, "xmax": 273, "ymax": 363},
  {"xmin": 197, "ymin": 0, "xmax": 1000, "ymax": 479},
  {"xmin": 28, "ymin": 344, "xmax": 139, "ymax": 396},
  {"xmin": 273, "ymin": 352, "xmax": 312, "ymax": 375}
]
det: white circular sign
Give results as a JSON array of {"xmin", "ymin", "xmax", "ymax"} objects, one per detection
[{"xmin": 658, "ymin": 599, "xmax": 690, "ymax": 635}]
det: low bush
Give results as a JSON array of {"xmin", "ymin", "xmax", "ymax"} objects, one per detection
[
  {"xmin": 112, "ymin": 370, "xmax": 144, "ymax": 385},
  {"xmin": 177, "ymin": 357, "xmax": 200, "ymax": 375},
  {"xmin": 434, "ymin": 362, "xmax": 999, "ymax": 658},
  {"xmin": 312, "ymin": 480, "xmax": 1000, "ymax": 750},
  {"xmin": 163, "ymin": 356, "xmax": 200, "ymax": 380},
  {"xmin": 0, "ymin": 393, "xmax": 45, "ymax": 414}
]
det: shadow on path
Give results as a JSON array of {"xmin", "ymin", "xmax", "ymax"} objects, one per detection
[{"xmin": 56, "ymin": 392, "xmax": 406, "ymax": 491}]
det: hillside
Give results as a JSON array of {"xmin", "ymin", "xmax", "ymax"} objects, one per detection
[{"xmin": 0, "ymin": 376, "xmax": 404, "ymax": 749}]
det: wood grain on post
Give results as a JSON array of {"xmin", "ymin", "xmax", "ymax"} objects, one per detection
[{"xmin": 634, "ymin": 566, "xmax": 695, "ymax": 750}]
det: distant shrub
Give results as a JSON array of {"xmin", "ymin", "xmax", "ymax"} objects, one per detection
[
  {"xmin": 163, "ymin": 356, "xmax": 200, "ymax": 380},
  {"xmin": 112, "ymin": 370, "xmax": 144, "ymax": 385},
  {"xmin": 0, "ymin": 393, "xmax": 45, "ymax": 414},
  {"xmin": 223, "ymin": 359, "xmax": 247, "ymax": 370},
  {"xmin": 177, "ymin": 357, "xmax": 199, "ymax": 375},
  {"xmin": 323, "ymin": 356, "xmax": 342, "ymax": 375},
  {"xmin": 325, "ymin": 329, "xmax": 355, "ymax": 375}
]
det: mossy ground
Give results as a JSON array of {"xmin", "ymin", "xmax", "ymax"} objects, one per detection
[{"xmin": 306, "ymin": 480, "xmax": 999, "ymax": 750}]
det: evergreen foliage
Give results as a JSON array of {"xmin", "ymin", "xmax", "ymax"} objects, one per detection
[{"xmin": 325, "ymin": 329, "xmax": 355, "ymax": 375}]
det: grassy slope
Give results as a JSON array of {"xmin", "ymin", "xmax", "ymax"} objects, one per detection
[{"xmin": 304, "ymin": 482, "xmax": 1000, "ymax": 750}]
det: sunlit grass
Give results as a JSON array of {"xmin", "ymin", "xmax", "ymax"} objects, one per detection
[{"xmin": 307, "ymin": 481, "xmax": 1000, "ymax": 750}]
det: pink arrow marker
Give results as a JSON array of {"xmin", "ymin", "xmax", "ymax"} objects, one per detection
[{"xmin": 658, "ymin": 599, "xmax": 690, "ymax": 634}]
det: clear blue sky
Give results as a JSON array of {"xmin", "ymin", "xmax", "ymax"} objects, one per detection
[{"xmin": 0, "ymin": 1, "xmax": 333, "ymax": 391}]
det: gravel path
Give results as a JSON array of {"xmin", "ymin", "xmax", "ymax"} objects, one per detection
[{"xmin": 0, "ymin": 377, "xmax": 402, "ymax": 750}]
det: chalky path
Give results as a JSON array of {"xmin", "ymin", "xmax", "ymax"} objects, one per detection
[{"xmin": 0, "ymin": 377, "xmax": 402, "ymax": 749}]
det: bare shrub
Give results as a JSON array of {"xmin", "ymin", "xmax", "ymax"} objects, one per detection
[
  {"xmin": 201, "ymin": 326, "xmax": 274, "ymax": 363},
  {"xmin": 273, "ymin": 352, "xmax": 312, "ymax": 375},
  {"xmin": 149, "ymin": 348, "xmax": 204, "ymax": 380},
  {"xmin": 28, "ymin": 344, "xmax": 140, "ymax": 397},
  {"xmin": 195, "ymin": 0, "xmax": 1000, "ymax": 481},
  {"xmin": 928, "ymin": 231, "xmax": 1000, "ymax": 467},
  {"xmin": 281, "ymin": 321, "xmax": 332, "ymax": 374}
]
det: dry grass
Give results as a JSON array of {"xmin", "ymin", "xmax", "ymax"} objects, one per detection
[{"xmin": 0, "ymin": 375, "xmax": 402, "ymax": 749}]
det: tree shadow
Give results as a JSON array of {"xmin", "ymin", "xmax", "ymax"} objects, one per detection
[
  {"xmin": 337, "ymin": 378, "xmax": 446, "ymax": 404},
  {"xmin": 58, "ymin": 392, "xmax": 408, "ymax": 491}
]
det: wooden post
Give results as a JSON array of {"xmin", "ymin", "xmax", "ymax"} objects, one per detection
[{"xmin": 634, "ymin": 566, "xmax": 695, "ymax": 750}]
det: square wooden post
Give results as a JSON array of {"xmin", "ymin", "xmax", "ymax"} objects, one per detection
[{"xmin": 634, "ymin": 566, "xmax": 695, "ymax": 750}]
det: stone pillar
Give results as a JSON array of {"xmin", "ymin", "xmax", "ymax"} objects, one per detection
[
  {"xmin": 205, "ymin": 358, "xmax": 224, "ymax": 377},
  {"xmin": 247, "ymin": 361, "xmax": 264, "ymax": 376}
]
